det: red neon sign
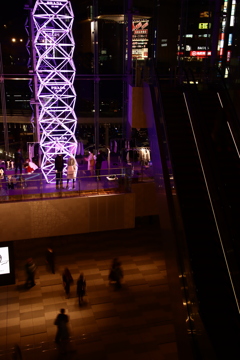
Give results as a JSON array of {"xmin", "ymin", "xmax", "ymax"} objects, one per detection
[{"xmin": 190, "ymin": 51, "xmax": 211, "ymax": 57}]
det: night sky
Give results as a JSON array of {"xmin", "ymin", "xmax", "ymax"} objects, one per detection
[{"xmin": 0, "ymin": 0, "xmax": 27, "ymax": 41}]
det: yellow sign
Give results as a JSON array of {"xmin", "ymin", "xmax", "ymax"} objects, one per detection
[
  {"xmin": 200, "ymin": 11, "xmax": 211, "ymax": 18},
  {"xmin": 199, "ymin": 23, "xmax": 211, "ymax": 29}
]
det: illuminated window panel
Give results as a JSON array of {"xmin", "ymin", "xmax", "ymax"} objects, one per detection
[
  {"xmin": 32, "ymin": 0, "xmax": 77, "ymax": 183},
  {"xmin": 230, "ymin": 0, "xmax": 236, "ymax": 27},
  {"xmin": 223, "ymin": 0, "xmax": 228, "ymax": 13},
  {"xmin": 200, "ymin": 11, "xmax": 211, "ymax": 18},
  {"xmin": 198, "ymin": 23, "xmax": 211, "ymax": 30}
]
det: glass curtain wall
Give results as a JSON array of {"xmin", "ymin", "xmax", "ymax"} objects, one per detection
[
  {"xmin": 0, "ymin": 0, "xmax": 156, "ymax": 171},
  {"xmin": 73, "ymin": 0, "xmax": 126, "ymax": 163},
  {"xmin": 72, "ymin": 0, "xmax": 156, "ymax": 163}
]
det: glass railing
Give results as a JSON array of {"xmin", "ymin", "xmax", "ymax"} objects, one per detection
[{"xmin": 0, "ymin": 166, "xmax": 154, "ymax": 203}]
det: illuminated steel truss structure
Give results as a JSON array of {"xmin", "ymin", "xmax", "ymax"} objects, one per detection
[{"xmin": 32, "ymin": 0, "xmax": 77, "ymax": 183}]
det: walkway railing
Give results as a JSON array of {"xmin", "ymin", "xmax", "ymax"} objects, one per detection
[{"xmin": 0, "ymin": 167, "xmax": 154, "ymax": 203}]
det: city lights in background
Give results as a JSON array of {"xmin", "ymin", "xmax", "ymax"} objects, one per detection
[
  {"xmin": 32, "ymin": 0, "xmax": 77, "ymax": 183},
  {"xmin": 11, "ymin": 38, "xmax": 23, "ymax": 42}
]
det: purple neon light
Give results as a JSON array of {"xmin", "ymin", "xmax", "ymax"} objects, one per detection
[
  {"xmin": 33, "ymin": 0, "xmax": 77, "ymax": 183},
  {"xmin": 25, "ymin": 18, "xmax": 36, "ymax": 132}
]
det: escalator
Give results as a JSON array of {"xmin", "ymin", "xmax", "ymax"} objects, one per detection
[
  {"xmin": 158, "ymin": 82, "xmax": 240, "ymax": 358},
  {"xmin": 198, "ymin": 86, "xmax": 240, "ymax": 262}
]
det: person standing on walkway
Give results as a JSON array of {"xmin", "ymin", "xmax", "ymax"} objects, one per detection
[
  {"xmin": 54, "ymin": 308, "xmax": 69, "ymax": 344},
  {"xmin": 46, "ymin": 246, "xmax": 55, "ymax": 274},
  {"xmin": 66, "ymin": 156, "xmax": 78, "ymax": 189},
  {"xmin": 95, "ymin": 150, "xmax": 104, "ymax": 180},
  {"xmin": 25, "ymin": 258, "xmax": 36, "ymax": 288},
  {"xmin": 14, "ymin": 149, "xmax": 24, "ymax": 176},
  {"xmin": 62, "ymin": 268, "xmax": 73, "ymax": 298},
  {"xmin": 85, "ymin": 151, "xmax": 95, "ymax": 176},
  {"xmin": 77, "ymin": 273, "xmax": 86, "ymax": 305},
  {"xmin": 55, "ymin": 153, "xmax": 64, "ymax": 189}
]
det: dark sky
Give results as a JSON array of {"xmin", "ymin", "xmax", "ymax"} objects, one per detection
[{"xmin": 1, "ymin": 0, "xmax": 27, "ymax": 40}]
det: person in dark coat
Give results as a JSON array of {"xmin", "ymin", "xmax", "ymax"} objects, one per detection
[
  {"xmin": 14, "ymin": 149, "xmax": 24, "ymax": 175},
  {"xmin": 54, "ymin": 308, "xmax": 69, "ymax": 344},
  {"xmin": 95, "ymin": 151, "xmax": 104, "ymax": 180},
  {"xmin": 12, "ymin": 344, "xmax": 22, "ymax": 360},
  {"xmin": 55, "ymin": 154, "xmax": 64, "ymax": 189},
  {"xmin": 25, "ymin": 258, "xmax": 36, "ymax": 288},
  {"xmin": 77, "ymin": 273, "xmax": 86, "ymax": 305},
  {"xmin": 62, "ymin": 268, "xmax": 73, "ymax": 298},
  {"xmin": 108, "ymin": 257, "xmax": 123, "ymax": 289},
  {"xmin": 46, "ymin": 247, "xmax": 55, "ymax": 274}
]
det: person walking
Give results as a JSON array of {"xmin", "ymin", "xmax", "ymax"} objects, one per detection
[
  {"xmin": 54, "ymin": 308, "xmax": 69, "ymax": 344},
  {"xmin": 12, "ymin": 344, "xmax": 22, "ymax": 360},
  {"xmin": 108, "ymin": 257, "xmax": 123, "ymax": 289},
  {"xmin": 25, "ymin": 258, "xmax": 36, "ymax": 288},
  {"xmin": 62, "ymin": 268, "xmax": 73, "ymax": 298},
  {"xmin": 77, "ymin": 273, "xmax": 86, "ymax": 305}
]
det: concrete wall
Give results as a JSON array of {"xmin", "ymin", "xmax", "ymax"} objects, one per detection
[
  {"xmin": 0, "ymin": 183, "xmax": 160, "ymax": 242},
  {"xmin": 131, "ymin": 182, "xmax": 159, "ymax": 217},
  {"xmin": 0, "ymin": 193, "xmax": 135, "ymax": 242},
  {"xmin": 128, "ymin": 86, "xmax": 147, "ymax": 129}
]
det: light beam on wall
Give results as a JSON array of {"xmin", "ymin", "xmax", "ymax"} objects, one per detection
[{"xmin": 32, "ymin": 0, "xmax": 77, "ymax": 183}]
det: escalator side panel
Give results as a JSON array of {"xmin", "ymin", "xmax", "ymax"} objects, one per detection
[{"xmin": 160, "ymin": 84, "xmax": 240, "ymax": 358}]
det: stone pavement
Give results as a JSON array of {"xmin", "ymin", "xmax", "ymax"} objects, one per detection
[{"xmin": 0, "ymin": 220, "xmax": 180, "ymax": 360}]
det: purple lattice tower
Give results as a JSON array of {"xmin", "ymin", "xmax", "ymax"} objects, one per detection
[{"xmin": 32, "ymin": 0, "xmax": 77, "ymax": 183}]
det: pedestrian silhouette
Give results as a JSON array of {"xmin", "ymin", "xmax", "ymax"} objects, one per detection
[
  {"xmin": 12, "ymin": 344, "xmax": 22, "ymax": 360},
  {"xmin": 54, "ymin": 308, "xmax": 69, "ymax": 344},
  {"xmin": 46, "ymin": 246, "xmax": 55, "ymax": 274},
  {"xmin": 25, "ymin": 258, "xmax": 36, "ymax": 288},
  {"xmin": 108, "ymin": 257, "xmax": 123, "ymax": 289},
  {"xmin": 77, "ymin": 273, "xmax": 86, "ymax": 305},
  {"xmin": 62, "ymin": 268, "xmax": 73, "ymax": 298}
]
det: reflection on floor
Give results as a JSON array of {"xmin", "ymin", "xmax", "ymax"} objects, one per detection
[{"xmin": 0, "ymin": 221, "xmax": 179, "ymax": 360}]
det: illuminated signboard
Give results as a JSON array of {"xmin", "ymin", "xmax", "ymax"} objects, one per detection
[
  {"xmin": 0, "ymin": 242, "xmax": 15, "ymax": 286},
  {"xmin": 0, "ymin": 247, "xmax": 10, "ymax": 275},
  {"xmin": 190, "ymin": 51, "xmax": 211, "ymax": 57},
  {"xmin": 200, "ymin": 11, "xmax": 211, "ymax": 18},
  {"xmin": 132, "ymin": 19, "xmax": 149, "ymax": 60},
  {"xmin": 227, "ymin": 50, "xmax": 231, "ymax": 62},
  {"xmin": 199, "ymin": 23, "xmax": 211, "ymax": 29}
]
